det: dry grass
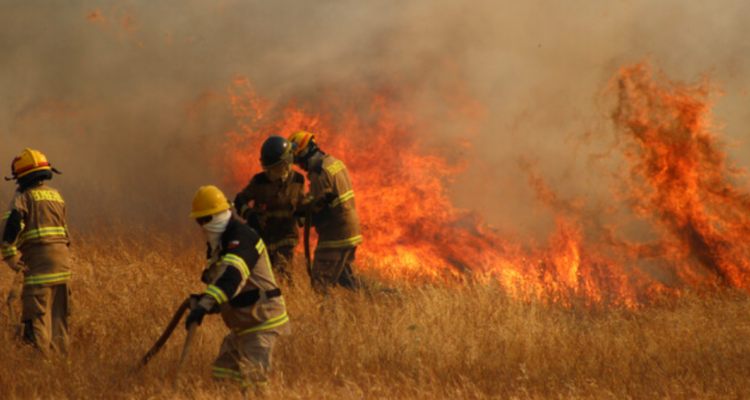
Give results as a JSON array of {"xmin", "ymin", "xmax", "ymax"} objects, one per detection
[{"xmin": 1, "ymin": 228, "xmax": 750, "ymax": 400}]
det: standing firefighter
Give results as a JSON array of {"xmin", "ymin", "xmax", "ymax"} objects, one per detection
[
  {"xmin": 1, "ymin": 148, "xmax": 71, "ymax": 356},
  {"xmin": 187, "ymin": 185, "xmax": 290, "ymax": 390},
  {"xmin": 288, "ymin": 131, "xmax": 362, "ymax": 291},
  {"xmin": 234, "ymin": 136, "xmax": 306, "ymax": 283}
]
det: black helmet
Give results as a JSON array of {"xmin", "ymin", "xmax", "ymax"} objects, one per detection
[{"xmin": 260, "ymin": 136, "xmax": 294, "ymax": 169}]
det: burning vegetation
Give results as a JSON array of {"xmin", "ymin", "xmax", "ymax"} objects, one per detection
[{"xmin": 223, "ymin": 62, "xmax": 750, "ymax": 307}]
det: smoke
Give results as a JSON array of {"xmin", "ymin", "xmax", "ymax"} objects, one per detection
[{"xmin": 2, "ymin": 0, "xmax": 750, "ymax": 237}]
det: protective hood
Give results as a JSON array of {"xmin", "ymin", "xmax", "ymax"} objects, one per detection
[{"xmin": 202, "ymin": 209, "xmax": 232, "ymax": 250}]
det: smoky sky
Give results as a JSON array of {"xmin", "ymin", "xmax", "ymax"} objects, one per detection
[{"xmin": 2, "ymin": 0, "xmax": 750, "ymax": 237}]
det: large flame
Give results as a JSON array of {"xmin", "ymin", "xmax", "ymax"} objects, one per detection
[
  {"xmin": 222, "ymin": 62, "xmax": 750, "ymax": 306},
  {"xmin": 611, "ymin": 62, "xmax": 750, "ymax": 291}
]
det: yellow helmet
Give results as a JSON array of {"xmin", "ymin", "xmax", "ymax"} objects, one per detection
[
  {"xmin": 190, "ymin": 185, "xmax": 231, "ymax": 219},
  {"xmin": 11, "ymin": 148, "xmax": 53, "ymax": 179},
  {"xmin": 288, "ymin": 131, "xmax": 316, "ymax": 156}
]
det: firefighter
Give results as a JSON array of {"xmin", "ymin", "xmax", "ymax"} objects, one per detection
[
  {"xmin": 1, "ymin": 148, "xmax": 71, "ymax": 357},
  {"xmin": 233, "ymin": 136, "xmax": 306, "ymax": 283},
  {"xmin": 187, "ymin": 185, "xmax": 290, "ymax": 390},
  {"xmin": 288, "ymin": 131, "xmax": 362, "ymax": 292}
]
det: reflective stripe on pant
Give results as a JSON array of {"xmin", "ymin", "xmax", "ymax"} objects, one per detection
[
  {"xmin": 311, "ymin": 246, "xmax": 359, "ymax": 291},
  {"xmin": 213, "ymin": 330, "xmax": 279, "ymax": 387},
  {"xmin": 21, "ymin": 283, "xmax": 70, "ymax": 356}
]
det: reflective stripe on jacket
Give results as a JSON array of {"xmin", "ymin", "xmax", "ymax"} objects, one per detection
[
  {"xmin": 198, "ymin": 218, "xmax": 290, "ymax": 335},
  {"xmin": 307, "ymin": 154, "xmax": 362, "ymax": 250}
]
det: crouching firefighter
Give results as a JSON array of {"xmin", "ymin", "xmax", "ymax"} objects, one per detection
[
  {"xmin": 234, "ymin": 136, "xmax": 306, "ymax": 284},
  {"xmin": 1, "ymin": 148, "xmax": 71, "ymax": 357},
  {"xmin": 187, "ymin": 185, "xmax": 291, "ymax": 390}
]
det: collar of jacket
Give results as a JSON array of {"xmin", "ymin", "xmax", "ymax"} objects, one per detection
[
  {"xmin": 219, "ymin": 217, "xmax": 242, "ymax": 251},
  {"xmin": 305, "ymin": 152, "xmax": 326, "ymax": 174}
]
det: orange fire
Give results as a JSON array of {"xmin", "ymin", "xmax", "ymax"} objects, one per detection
[
  {"xmin": 611, "ymin": 62, "xmax": 750, "ymax": 291},
  {"xmin": 222, "ymin": 62, "xmax": 750, "ymax": 306},
  {"xmin": 85, "ymin": 8, "xmax": 143, "ymax": 48}
]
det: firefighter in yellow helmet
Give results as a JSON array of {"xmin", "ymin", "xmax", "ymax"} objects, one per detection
[
  {"xmin": 233, "ymin": 136, "xmax": 306, "ymax": 283},
  {"xmin": 187, "ymin": 185, "xmax": 290, "ymax": 390},
  {"xmin": 1, "ymin": 149, "xmax": 71, "ymax": 356},
  {"xmin": 288, "ymin": 131, "xmax": 362, "ymax": 291}
]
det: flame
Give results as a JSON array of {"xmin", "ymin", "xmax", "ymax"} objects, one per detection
[
  {"xmin": 85, "ymin": 8, "xmax": 143, "ymax": 48},
  {"xmin": 611, "ymin": 62, "xmax": 750, "ymax": 291},
  {"xmin": 222, "ymin": 62, "xmax": 750, "ymax": 307},
  {"xmin": 86, "ymin": 10, "xmax": 106, "ymax": 23}
]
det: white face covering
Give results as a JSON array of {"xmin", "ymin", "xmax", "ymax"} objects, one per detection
[{"xmin": 202, "ymin": 209, "xmax": 232, "ymax": 251}]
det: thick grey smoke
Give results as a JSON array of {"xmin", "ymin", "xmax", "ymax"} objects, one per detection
[{"xmin": 2, "ymin": 0, "xmax": 750, "ymax": 237}]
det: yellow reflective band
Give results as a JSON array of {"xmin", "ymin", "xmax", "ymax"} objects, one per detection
[
  {"xmin": 212, "ymin": 372, "xmax": 242, "ymax": 382},
  {"xmin": 206, "ymin": 285, "xmax": 228, "ymax": 304},
  {"xmin": 1, "ymin": 246, "xmax": 17, "ymax": 258},
  {"xmin": 223, "ymin": 254, "xmax": 250, "ymax": 278},
  {"xmin": 236, "ymin": 311, "xmax": 289, "ymax": 336},
  {"xmin": 255, "ymin": 239, "xmax": 266, "ymax": 255},
  {"xmin": 2, "ymin": 211, "xmax": 10, "ymax": 220},
  {"xmin": 213, "ymin": 366, "xmax": 242, "ymax": 379},
  {"xmin": 325, "ymin": 160, "xmax": 346, "ymax": 176},
  {"xmin": 24, "ymin": 271, "xmax": 71, "ymax": 286},
  {"xmin": 19, "ymin": 227, "xmax": 68, "ymax": 243},
  {"xmin": 330, "ymin": 190, "xmax": 354, "ymax": 208},
  {"xmin": 317, "ymin": 235, "xmax": 363, "ymax": 249},
  {"xmin": 213, "ymin": 372, "xmax": 244, "ymax": 382}
]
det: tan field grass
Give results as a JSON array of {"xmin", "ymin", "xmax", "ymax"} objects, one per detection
[{"xmin": 1, "ymin": 228, "xmax": 750, "ymax": 399}]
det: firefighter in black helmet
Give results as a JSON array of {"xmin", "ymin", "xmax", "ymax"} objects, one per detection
[{"xmin": 234, "ymin": 136, "xmax": 306, "ymax": 283}]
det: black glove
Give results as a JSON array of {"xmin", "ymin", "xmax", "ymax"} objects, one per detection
[
  {"xmin": 185, "ymin": 306, "xmax": 208, "ymax": 330},
  {"xmin": 243, "ymin": 210, "xmax": 265, "ymax": 236},
  {"xmin": 324, "ymin": 192, "xmax": 337, "ymax": 204},
  {"xmin": 200, "ymin": 269, "xmax": 211, "ymax": 284}
]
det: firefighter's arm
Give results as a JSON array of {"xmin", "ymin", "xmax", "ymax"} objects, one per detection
[
  {"xmin": 234, "ymin": 180, "xmax": 259, "ymax": 220},
  {"xmin": 307, "ymin": 173, "xmax": 337, "ymax": 212},
  {"xmin": 1, "ymin": 209, "xmax": 23, "ymax": 271},
  {"xmin": 197, "ymin": 261, "xmax": 245, "ymax": 312}
]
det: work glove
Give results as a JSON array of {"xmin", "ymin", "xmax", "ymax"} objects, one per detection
[
  {"xmin": 200, "ymin": 269, "xmax": 211, "ymax": 284},
  {"xmin": 189, "ymin": 294, "xmax": 220, "ymax": 314},
  {"xmin": 185, "ymin": 305, "xmax": 208, "ymax": 330},
  {"xmin": 243, "ymin": 210, "xmax": 266, "ymax": 236},
  {"xmin": 324, "ymin": 192, "xmax": 337, "ymax": 204}
]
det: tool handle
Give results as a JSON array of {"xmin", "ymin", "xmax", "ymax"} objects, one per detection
[
  {"xmin": 173, "ymin": 322, "xmax": 197, "ymax": 389},
  {"xmin": 304, "ymin": 207, "xmax": 313, "ymax": 281},
  {"xmin": 139, "ymin": 297, "xmax": 191, "ymax": 367}
]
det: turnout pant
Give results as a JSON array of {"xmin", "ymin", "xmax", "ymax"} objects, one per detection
[
  {"xmin": 269, "ymin": 245, "xmax": 295, "ymax": 284},
  {"xmin": 311, "ymin": 246, "xmax": 359, "ymax": 291},
  {"xmin": 213, "ymin": 330, "xmax": 279, "ymax": 388},
  {"xmin": 21, "ymin": 283, "xmax": 70, "ymax": 356}
]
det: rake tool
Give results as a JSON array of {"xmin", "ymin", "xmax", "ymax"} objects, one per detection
[
  {"xmin": 173, "ymin": 322, "xmax": 197, "ymax": 389},
  {"xmin": 138, "ymin": 297, "xmax": 191, "ymax": 367}
]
